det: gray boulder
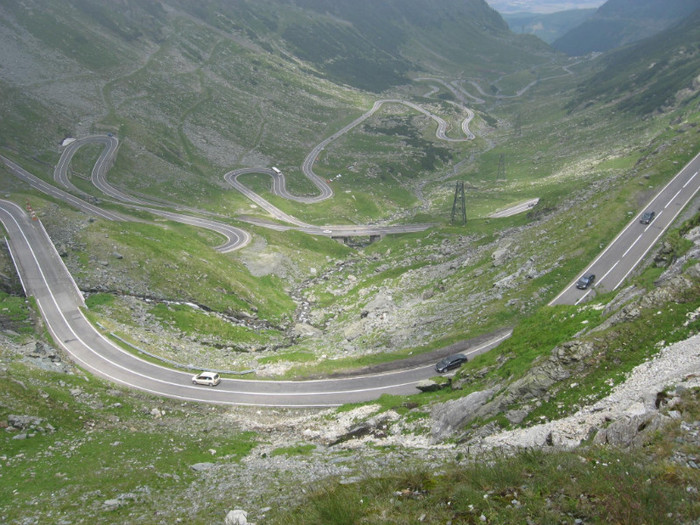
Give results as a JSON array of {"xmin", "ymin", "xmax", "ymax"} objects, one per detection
[
  {"xmin": 330, "ymin": 411, "xmax": 398, "ymax": 445},
  {"xmin": 432, "ymin": 340, "xmax": 596, "ymax": 441},
  {"xmin": 431, "ymin": 389, "xmax": 495, "ymax": 440},
  {"xmin": 8, "ymin": 414, "xmax": 43, "ymax": 430},
  {"xmin": 491, "ymin": 244, "xmax": 512, "ymax": 267},
  {"xmin": 513, "ymin": 341, "xmax": 594, "ymax": 398},
  {"xmin": 292, "ymin": 323, "xmax": 323, "ymax": 338},
  {"xmin": 593, "ymin": 412, "xmax": 670, "ymax": 447},
  {"xmin": 343, "ymin": 321, "xmax": 364, "ymax": 341}
]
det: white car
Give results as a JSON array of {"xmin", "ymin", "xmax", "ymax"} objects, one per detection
[{"xmin": 192, "ymin": 371, "xmax": 221, "ymax": 386}]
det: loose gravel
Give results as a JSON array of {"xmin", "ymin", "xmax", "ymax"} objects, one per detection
[{"xmin": 474, "ymin": 332, "xmax": 700, "ymax": 450}]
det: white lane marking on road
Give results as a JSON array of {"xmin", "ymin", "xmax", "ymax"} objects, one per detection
[
  {"xmin": 598, "ymin": 260, "xmax": 619, "ymax": 283},
  {"xmin": 646, "ymin": 209, "xmax": 663, "ymax": 231},
  {"xmin": 683, "ymin": 172, "xmax": 698, "ymax": 188},
  {"xmin": 575, "ymin": 289, "xmax": 592, "ymax": 305},
  {"xmin": 546, "ymin": 156, "xmax": 700, "ymax": 307},
  {"xmin": 665, "ymin": 188, "xmax": 683, "ymax": 208},
  {"xmin": 613, "ymin": 172, "xmax": 700, "ymax": 291},
  {"xmin": 622, "ymin": 234, "xmax": 643, "ymax": 258}
]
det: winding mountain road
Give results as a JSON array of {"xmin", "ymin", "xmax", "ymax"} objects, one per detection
[
  {"xmin": 0, "ymin": 195, "xmax": 507, "ymax": 406},
  {"xmin": 44, "ymin": 96, "xmax": 477, "ymax": 244},
  {"xmin": 0, "ymin": 95, "xmax": 483, "ymax": 406},
  {"xmin": 224, "ymin": 98, "xmax": 475, "ymax": 235},
  {"xmin": 3, "ymin": 83, "xmax": 698, "ymax": 406}
]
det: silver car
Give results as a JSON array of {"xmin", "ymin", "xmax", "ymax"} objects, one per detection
[{"xmin": 192, "ymin": 371, "xmax": 221, "ymax": 386}]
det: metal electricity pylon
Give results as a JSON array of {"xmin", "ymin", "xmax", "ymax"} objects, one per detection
[
  {"xmin": 497, "ymin": 154, "xmax": 506, "ymax": 181},
  {"xmin": 451, "ymin": 181, "xmax": 466, "ymax": 225}
]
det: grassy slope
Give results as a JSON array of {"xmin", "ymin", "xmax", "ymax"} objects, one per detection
[
  {"xmin": 267, "ymin": 397, "xmax": 700, "ymax": 525},
  {"xmin": 0, "ymin": 343, "xmax": 259, "ymax": 523},
  {"xmin": 570, "ymin": 8, "xmax": 700, "ymax": 115},
  {"xmin": 0, "ymin": 1, "xmax": 699, "ymax": 523},
  {"xmin": 552, "ymin": 0, "xmax": 700, "ymax": 55}
]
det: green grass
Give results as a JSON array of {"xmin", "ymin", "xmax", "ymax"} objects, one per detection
[
  {"xmin": 148, "ymin": 302, "xmax": 282, "ymax": 345},
  {"xmin": 85, "ymin": 292, "xmax": 116, "ymax": 309},
  {"xmin": 464, "ymin": 303, "xmax": 604, "ymax": 383},
  {"xmin": 270, "ymin": 444, "xmax": 316, "ymax": 457},
  {"xmin": 265, "ymin": 398, "xmax": 700, "ymax": 524},
  {"xmin": 75, "ymin": 217, "xmax": 297, "ymax": 323},
  {"xmin": 258, "ymin": 350, "xmax": 316, "ymax": 365},
  {"xmin": 0, "ymin": 356, "xmax": 259, "ymax": 524},
  {"xmin": 0, "ymin": 292, "xmax": 34, "ymax": 337}
]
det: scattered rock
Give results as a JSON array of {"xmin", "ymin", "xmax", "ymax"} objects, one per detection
[
  {"xmin": 292, "ymin": 323, "xmax": 323, "ymax": 338},
  {"xmin": 6, "ymin": 414, "xmax": 54, "ymax": 436},
  {"xmin": 225, "ymin": 509, "xmax": 249, "ymax": 525},
  {"xmin": 190, "ymin": 462, "xmax": 216, "ymax": 472},
  {"xmin": 416, "ymin": 379, "xmax": 446, "ymax": 393}
]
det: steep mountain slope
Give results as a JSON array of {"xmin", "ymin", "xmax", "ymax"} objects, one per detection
[
  {"xmin": 1, "ymin": 1, "xmax": 700, "ymax": 522},
  {"xmin": 0, "ymin": 0, "xmax": 559, "ymax": 332},
  {"xmin": 145, "ymin": 0, "xmax": 551, "ymax": 92},
  {"xmin": 569, "ymin": 8, "xmax": 700, "ymax": 115},
  {"xmin": 0, "ymin": 0, "xmax": 551, "ymax": 178},
  {"xmin": 553, "ymin": 0, "xmax": 700, "ymax": 56}
]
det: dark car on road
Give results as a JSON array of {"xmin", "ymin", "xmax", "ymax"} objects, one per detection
[
  {"xmin": 576, "ymin": 273, "xmax": 596, "ymax": 290},
  {"xmin": 640, "ymin": 211, "xmax": 655, "ymax": 224},
  {"xmin": 435, "ymin": 353, "xmax": 468, "ymax": 373}
]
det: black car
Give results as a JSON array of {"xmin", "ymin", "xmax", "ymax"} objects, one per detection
[
  {"xmin": 435, "ymin": 353, "xmax": 468, "ymax": 373},
  {"xmin": 640, "ymin": 211, "xmax": 655, "ymax": 224},
  {"xmin": 576, "ymin": 273, "xmax": 595, "ymax": 290}
]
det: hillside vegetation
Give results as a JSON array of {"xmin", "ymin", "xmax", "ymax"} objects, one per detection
[
  {"xmin": 569, "ymin": 8, "xmax": 700, "ymax": 115},
  {"xmin": 553, "ymin": 0, "xmax": 700, "ymax": 56}
]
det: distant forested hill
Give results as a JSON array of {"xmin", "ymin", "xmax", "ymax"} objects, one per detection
[
  {"xmin": 569, "ymin": 8, "xmax": 700, "ymax": 115},
  {"xmin": 0, "ymin": 0, "xmax": 553, "ymax": 166},
  {"xmin": 553, "ymin": 0, "xmax": 700, "ymax": 56},
  {"xmin": 166, "ymin": 0, "xmax": 549, "ymax": 92}
]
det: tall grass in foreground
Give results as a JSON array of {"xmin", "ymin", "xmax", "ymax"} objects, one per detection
[{"xmin": 268, "ymin": 390, "xmax": 700, "ymax": 524}]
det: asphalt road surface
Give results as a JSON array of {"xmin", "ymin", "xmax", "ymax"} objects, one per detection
[
  {"xmin": 2, "ymin": 149, "xmax": 697, "ymax": 405},
  {"xmin": 0, "ymin": 197, "xmax": 507, "ymax": 407},
  {"xmin": 2, "ymin": 92, "xmax": 698, "ymax": 405},
  {"xmin": 550, "ymin": 152, "xmax": 700, "ymax": 306}
]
